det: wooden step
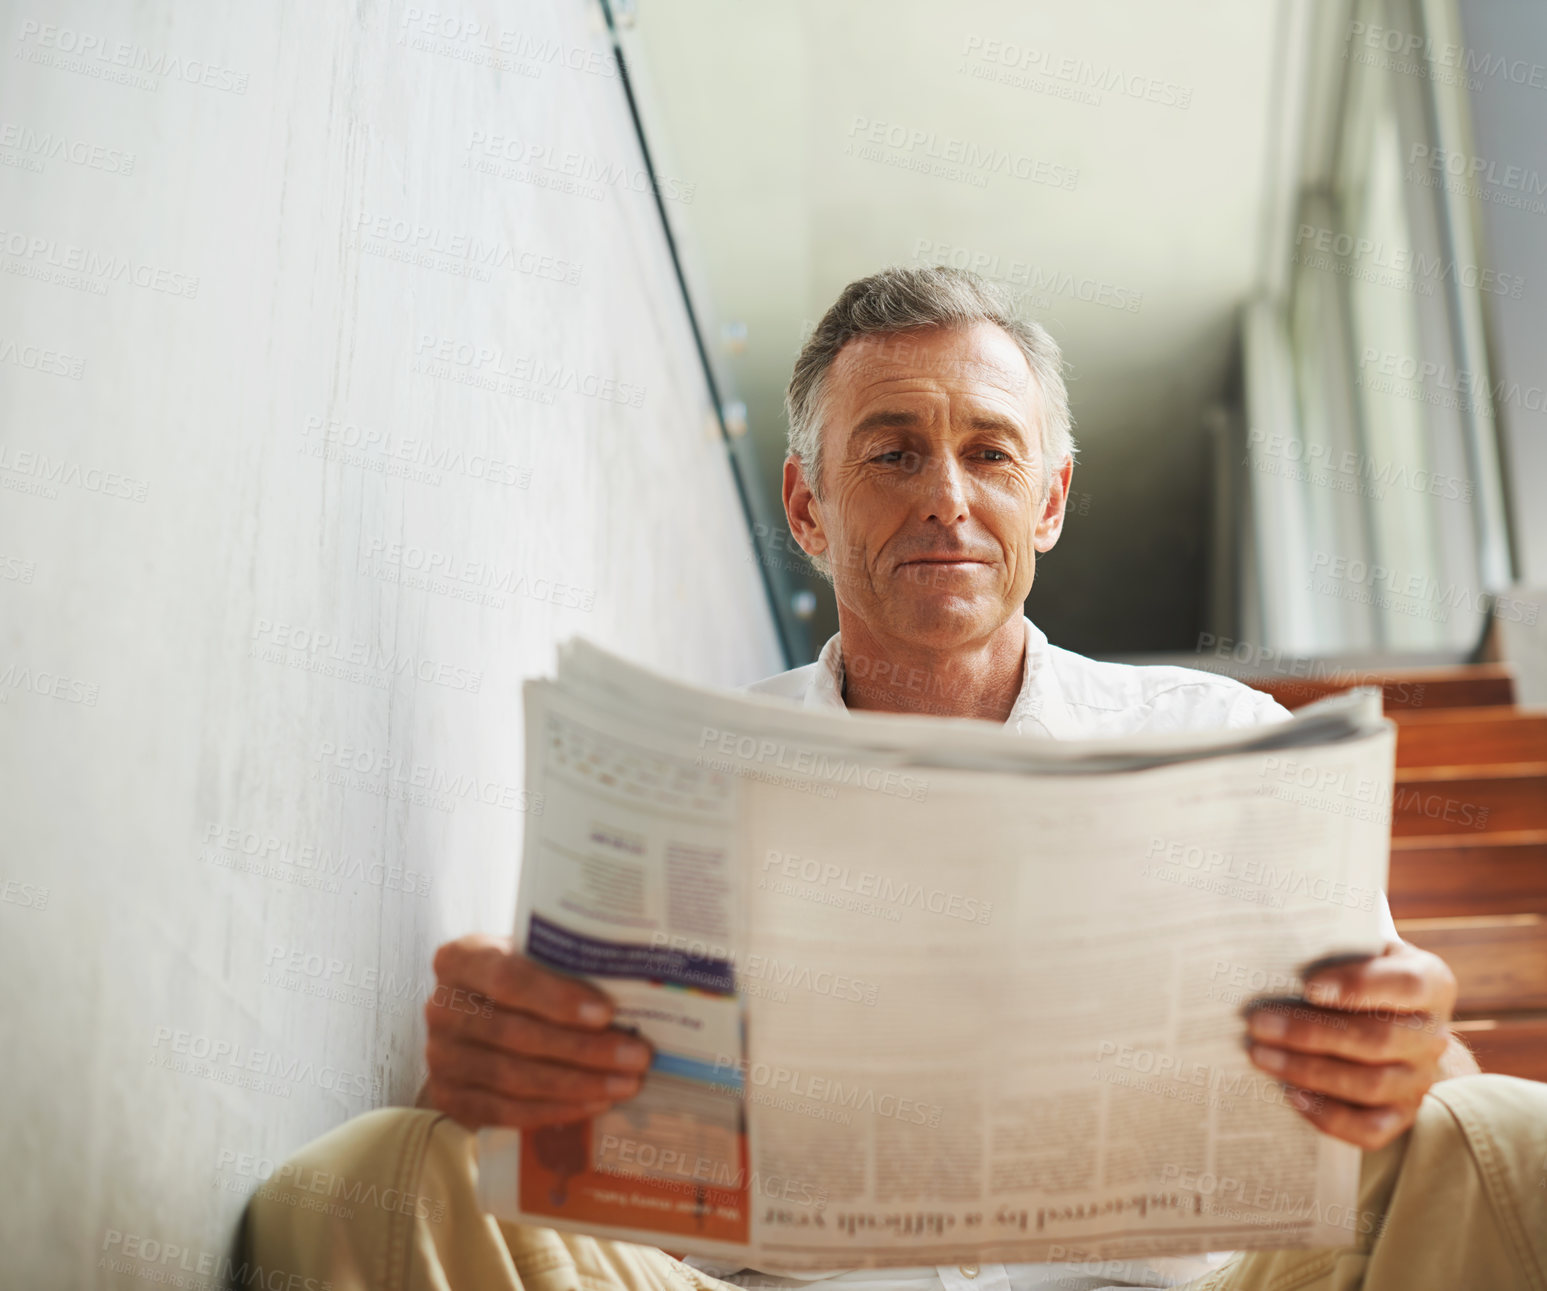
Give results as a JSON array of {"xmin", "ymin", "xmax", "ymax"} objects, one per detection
[
  {"xmin": 1248, "ymin": 664, "xmax": 1516, "ymax": 713},
  {"xmin": 1450, "ymin": 1012, "xmax": 1547, "ymax": 1083},
  {"xmin": 1388, "ymin": 833, "xmax": 1547, "ymax": 919},
  {"xmin": 1396, "ymin": 915, "xmax": 1547, "ymax": 1013},
  {"xmin": 1271, "ymin": 663, "xmax": 1547, "ymax": 1083},
  {"xmin": 1395, "ymin": 709, "xmax": 1547, "ymax": 767},
  {"xmin": 1390, "ymin": 765, "xmax": 1547, "ymax": 837}
]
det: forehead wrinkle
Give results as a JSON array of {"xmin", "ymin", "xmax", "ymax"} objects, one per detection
[
  {"xmin": 851, "ymin": 358, "xmax": 1029, "ymax": 397},
  {"xmin": 843, "ymin": 331, "xmax": 1031, "ymax": 387}
]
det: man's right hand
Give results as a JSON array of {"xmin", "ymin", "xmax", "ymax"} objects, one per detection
[{"xmin": 423, "ymin": 933, "xmax": 654, "ymax": 1130}]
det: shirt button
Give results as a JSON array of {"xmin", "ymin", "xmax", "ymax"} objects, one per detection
[{"xmin": 958, "ymin": 1266, "xmax": 979, "ymax": 1279}]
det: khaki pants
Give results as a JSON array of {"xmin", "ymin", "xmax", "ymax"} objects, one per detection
[{"xmin": 243, "ymin": 1074, "xmax": 1547, "ymax": 1291}]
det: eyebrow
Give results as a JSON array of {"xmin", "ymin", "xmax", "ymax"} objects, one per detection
[{"xmin": 849, "ymin": 408, "xmax": 1031, "ymax": 442}]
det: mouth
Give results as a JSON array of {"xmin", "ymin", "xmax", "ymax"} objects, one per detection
[{"xmin": 896, "ymin": 557, "xmax": 990, "ymax": 576}]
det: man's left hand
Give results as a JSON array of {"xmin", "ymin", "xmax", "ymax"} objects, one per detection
[{"xmin": 1245, "ymin": 940, "xmax": 1459, "ymax": 1150}]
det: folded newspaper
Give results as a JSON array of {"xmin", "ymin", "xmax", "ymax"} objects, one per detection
[{"xmin": 477, "ymin": 638, "xmax": 1396, "ymax": 1270}]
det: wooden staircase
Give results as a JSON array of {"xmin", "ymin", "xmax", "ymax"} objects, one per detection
[{"xmin": 1248, "ymin": 664, "xmax": 1547, "ymax": 1082}]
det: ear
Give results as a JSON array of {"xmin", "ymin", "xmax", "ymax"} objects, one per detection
[
  {"xmin": 783, "ymin": 455, "xmax": 830, "ymax": 560},
  {"xmin": 1033, "ymin": 456, "xmax": 1073, "ymax": 553}
]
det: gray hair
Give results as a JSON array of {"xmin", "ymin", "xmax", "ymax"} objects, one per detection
[{"xmin": 784, "ymin": 265, "xmax": 1076, "ymax": 508}]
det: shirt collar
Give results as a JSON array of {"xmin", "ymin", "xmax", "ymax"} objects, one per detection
[{"xmin": 807, "ymin": 615, "xmax": 1063, "ymax": 736}]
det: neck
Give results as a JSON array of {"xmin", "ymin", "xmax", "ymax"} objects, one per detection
[{"xmin": 835, "ymin": 611, "xmax": 1026, "ymax": 723}]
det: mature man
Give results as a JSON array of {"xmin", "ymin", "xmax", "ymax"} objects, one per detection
[{"xmin": 246, "ymin": 268, "xmax": 1547, "ymax": 1290}]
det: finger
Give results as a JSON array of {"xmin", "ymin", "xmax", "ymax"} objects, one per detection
[
  {"xmin": 428, "ymin": 1079, "xmax": 616, "ymax": 1132},
  {"xmin": 1303, "ymin": 944, "xmax": 1456, "ymax": 1017},
  {"xmin": 1279, "ymin": 1084, "xmax": 1416, "ymax": 1152},
  {"xmin": 1247, "ymin": 1043, "xmax": 1428, "ymax": 1109},
  {"xmin": 433, "ymin": 936, "xmax": 616, "ymax": 1027},
  {"xmin": 426, "ymin": 998, "xmax": 653, "ymax": 1073},
  {"xmin": 1245, "ymin": 999, "xmax": 1449, "ymax": 1066},
  {"xmin": 427, "ymin": 1034, "xmax": 647, "ymax": 1104}
]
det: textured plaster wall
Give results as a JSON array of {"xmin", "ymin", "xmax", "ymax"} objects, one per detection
[{"xmin": 0, "ymin": 1, "xmax": 783, "ymax": 1282}]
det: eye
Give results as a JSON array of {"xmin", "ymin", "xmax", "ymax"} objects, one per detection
[
  {"xmin": 977, "ymin": 449, "xmax": 1011, "ymax": 462},
  {"xmin": 871, "ymin": 451, "xmax": 906, "ymax": 464}
]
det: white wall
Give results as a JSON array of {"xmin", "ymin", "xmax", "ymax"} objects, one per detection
[{"xmin": 0, "ymin": 1, "xmax": 783, "ymax": 1283}]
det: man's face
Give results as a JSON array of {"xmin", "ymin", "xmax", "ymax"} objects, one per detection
[{"xmin": 783, "ymin": 321, "xmax": 1071, "ymax": 649}]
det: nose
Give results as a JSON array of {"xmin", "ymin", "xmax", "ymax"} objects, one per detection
[{"xmin": 916, "ymin": 451, "xmax": 970, "ymax": 526}]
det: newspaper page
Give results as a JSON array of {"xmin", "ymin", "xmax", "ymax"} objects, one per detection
[{"xmin": 478, "ymin": 640, "xmax": 1395, "ymax": 1270}]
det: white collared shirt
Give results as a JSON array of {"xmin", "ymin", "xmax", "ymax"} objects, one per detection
[
  {"xmin": 690, "ymin": 616, "xmax": 1397, "ymax": 1291},
  {"xmin": 745, "ymin": 615, "xmax": 1294, "ymax": 737}
]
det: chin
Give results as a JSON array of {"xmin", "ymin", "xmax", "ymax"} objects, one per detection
[{"xmin": 889, "ymin": 593, "xmax": 1003, "ymax": 645}]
